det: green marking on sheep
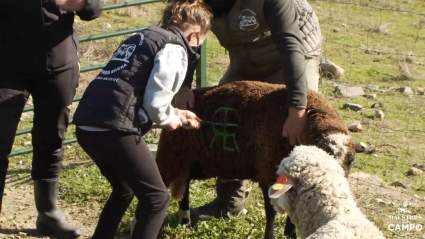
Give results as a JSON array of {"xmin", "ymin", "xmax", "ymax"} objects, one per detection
[{"xmin": 209, "ymin": 107, "xmax": 240, "ymax": 153}]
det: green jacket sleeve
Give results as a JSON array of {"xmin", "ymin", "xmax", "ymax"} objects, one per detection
[{"xmin": 264, "ymin": 0, "xmax": 308, "ymax": 108}]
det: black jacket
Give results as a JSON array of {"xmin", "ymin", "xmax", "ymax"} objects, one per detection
[
  {"xmin": 0, "ymin": 0, "xmax": 103, "ymax": 75},
  {"xmin": 73, "ymin": 26, "xmax": 199, "ymax": 135}
]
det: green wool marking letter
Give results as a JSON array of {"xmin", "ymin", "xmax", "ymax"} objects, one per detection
[{"xmin": 209, "ymin": 107, "xmax": 240, "ymax": 153}]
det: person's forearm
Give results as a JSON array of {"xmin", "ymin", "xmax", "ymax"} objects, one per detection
[
  {"xmin": 143, "ymin": 44, "xmax": 188, "ymax": 125},
  {"xmin": 264, "ymin": 0, "xmax": 308, "ymax": 107}
]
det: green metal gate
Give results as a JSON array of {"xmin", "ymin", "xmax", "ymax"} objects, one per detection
[{"xmin": 8, "ymin": 0, "xmax": 207, "ymax": 158}]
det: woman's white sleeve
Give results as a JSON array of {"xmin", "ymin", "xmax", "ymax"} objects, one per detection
[{"xmin": 143, "ymin": 44, "xmax": 188, "ymax": 126}]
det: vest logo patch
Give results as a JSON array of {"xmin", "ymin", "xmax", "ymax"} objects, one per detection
[
  {"xmin": 239, "ymin": 9, "xmax": 259, "ymax": 31},
  {"xmin": 111, "ymin": 44, "xmax": 136, "ymax": 63},
  {"xmin": 134, "ymin": 33, "xmax": 144, "ymax": 45}
]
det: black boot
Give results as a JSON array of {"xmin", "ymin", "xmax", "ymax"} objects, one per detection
[
  {"xmin": 190, "ymin": 179, "xmax": 249, "ymax": 224},
  {"xmin": 34, "ymin": 179, "xmax": 82, "ymax": 239}
]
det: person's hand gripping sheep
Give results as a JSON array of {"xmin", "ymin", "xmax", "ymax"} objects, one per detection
[
  {"xmin": 282, "ymin": 107, "xmax": 307, "ymax": 146},
  {"xmin": 166, "ymin": 109, "xmax": 202, "ymax": 131}
]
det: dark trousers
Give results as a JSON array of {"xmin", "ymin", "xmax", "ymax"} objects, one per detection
[
  {"xmin": 0, "ymin": 66, "xmax": 79, "ymax": 213},
  {"xmin": 76, "ymin": 128, "xmax": 170, "ymax": 239}
]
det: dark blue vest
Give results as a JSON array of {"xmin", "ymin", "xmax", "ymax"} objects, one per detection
[{"xmin": 74, "ymin": 26, "xmax": 198, "ymax": 135}]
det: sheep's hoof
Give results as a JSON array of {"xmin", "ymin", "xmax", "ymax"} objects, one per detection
[
  {"xmin": 180, "ymin": 218, "xmax": 191, "ymax": 227},
  {"xmin": 178, "ymin": 209, "xmax": 192, "ymax": 227}
]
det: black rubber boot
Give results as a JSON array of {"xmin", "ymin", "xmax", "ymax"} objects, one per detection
[{"xmin": 34, "ymin": 179, "xmax": 82, "ymax": 239}]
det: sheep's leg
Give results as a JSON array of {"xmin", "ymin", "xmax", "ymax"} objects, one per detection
[
  {"xmin": 284, "ymin": 216, "xmax": 297, "ymax": 239},
  {"xmin": 261, "ymin": 186, "xmax": 276, "ymax": 239},
  {"xmin": 178, "ymin": 179, "xmax": 191, "ymax": 226}
]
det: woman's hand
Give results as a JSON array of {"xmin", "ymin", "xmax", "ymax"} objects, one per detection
[
  {"xmin": 178, "ymin": 110, "xmax": 201, "ymax": 129},
  {"xmin": 55, "ymin": 0, "xmax": 86, "ymax": 12},
  {"xmin": 165, "ymin": 110, "xmax": 201, "ymax": 130},
  {"xmin": 174, "ymin": 86, "xmax": 195, "ymax": 110},
  {"xmin": 282, "ymin": 107, "xmax": 307, "ymax": 146},
  {"xmin": 164, "ymin": 116, "xmax": 183, "ymax": 131}
]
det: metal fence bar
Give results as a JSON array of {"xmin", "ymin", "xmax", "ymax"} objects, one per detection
[
  {"xmin": 79, "ymin": 27, "xmax": 147, "ymax": 43},
  {"xmin": 16, "ymin": 120, "xmax": 74, "ymax": 136},
  {"xmin": 8, "ymin": 139, "xmax": 78, "ymax": 158},
  {"xmin": 80, "ymin": 64, "xmax": 107, "ymax": 73},
  {"xmin": 103, "ymin": 0, "xmax": 165, "ymax": 11},
  {"xmin": 196, "ymin": 40, "xmax": 207, "ymax": 88},
  {"xmin": 23, "ymin": 96, "xmax": 83, "ymax": 113}
]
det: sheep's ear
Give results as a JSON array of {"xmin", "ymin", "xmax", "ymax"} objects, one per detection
[
  {"xmin": 268, "ymin": 183, "xmax": 293, "ymax": 199},
  {"xmin": 268, "ymin": 176, "xmax": 296, "ymax": 199}
]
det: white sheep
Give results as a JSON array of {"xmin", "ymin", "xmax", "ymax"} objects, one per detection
[{"xmin": 269, "ymin": 145, "xmax": 385, "ymax": 239}]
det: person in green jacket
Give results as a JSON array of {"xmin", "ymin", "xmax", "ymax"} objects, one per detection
[{"xmin": 173, "ymin": 0, "xmax": 322, "ymax": 237}]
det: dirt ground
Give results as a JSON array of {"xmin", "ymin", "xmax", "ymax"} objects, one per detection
[{"xmin": 1, "ymin": 163, "xmax": 424, "ymax": 238}]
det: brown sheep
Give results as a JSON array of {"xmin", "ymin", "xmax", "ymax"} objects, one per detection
[{"xmin": 156, "ymin": 81, "xmax": 356, "ymax": 239}]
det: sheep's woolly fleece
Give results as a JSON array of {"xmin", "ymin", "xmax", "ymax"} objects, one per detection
[
  {"xmin": 156, "ymin": 81, "xmax": 356, "ymax": 194},
  {"xmin": 270, "ymin": 145, "xmax": 385, "ymax": 239}
]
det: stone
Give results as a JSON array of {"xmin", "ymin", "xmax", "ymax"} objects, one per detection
[
  {"xmin": 407, "ymin": 167, "xmax": 423, "ymax": 176},
  {"xmin": 400, "ymin": 86, "xmax": 413, "ymax": 94},
  {"xmin": 373, "ymin": 24, "xmax": 388, "ymax": 33},
  {"xmin": 390, "ymin": 180, "xmax": 410, "ymax": 189},
  {"xmin": 334, "ymin": 28, "xmax": 341, "ymax": 32},
  {"xmin": 414, "ymin": 87, "xmax": 424, "ymax": 95},
  {"xmin": 354, "ymin": 142, "xmax": 366, "ymax": 153},
  {"xmin": 375, "ymin": 198, "xmax": 387, "ymax": 206},
  {"xmin": 381, "ymin": 86, "xmax": 399, "ymax": 93},
  {"xmin": 412, "ymin": 163, "xmax": 425, "ymax": 171},
  {"xmin": 335, "ymin": 85, "xmax": 365, "ymax": 98},
  {"xmin": 320, "ymin": 59, "xmax": 345, "ymax": 79},
  {"xmin": 375, "ymin": 110, "xmax": 385, "ymax": 121},
  {"xmin": 365, "ymin": 49, "xmax": 382, "ymax": 55},
  {"xmin": 18, "ymin": 232, "xmax": 27, "ymax": 237},
  {"xmin": 371, "ymin": 102, "xmax": 384, "ymax": 108},
  {"xmin": 343, "ymin": 103, "xmax": 364, "ymax": 111},
  {"xmin": 348, "ymin": 122, "xmax": 363, "ymax": 132},
  {"xmin": 405, "ymin": 56, "xmax": 414, "ymax": 63},
  {"xmin": 365, "ymin": 85, "xmax": 379, "ymax": 92},
  {"xmin": 342, "ymin": 23, "xmax": 347, "ymax": 27},
  {"xmin": 13, "ymin": 221, "xmax": 20, "ymax": 230},
  {"xmin": 363, "ymin": 94, "xmax": 377, "ymax": 99}
]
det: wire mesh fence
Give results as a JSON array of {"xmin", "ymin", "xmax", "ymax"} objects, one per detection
[
  {"xmin": 198, "ymin": 0, "xmax": 425, "ymax": 237},
  {"xmin": 307, "ymin": 0, "xmax": 424, "ymax": 237}
]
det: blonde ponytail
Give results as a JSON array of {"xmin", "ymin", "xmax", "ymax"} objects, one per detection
[{"xmin": 162, "ymin": 0, "xmax": 212, "ymax": 35}]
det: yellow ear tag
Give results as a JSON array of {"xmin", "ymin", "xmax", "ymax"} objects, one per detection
[{"xmin": 272, "ymin": 183, "xmax": 284, "ymax": 190}]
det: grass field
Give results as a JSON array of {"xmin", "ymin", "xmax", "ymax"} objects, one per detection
[{"xmin": 4, "ymin": 0, "xmax": 425, "ymax": 238}]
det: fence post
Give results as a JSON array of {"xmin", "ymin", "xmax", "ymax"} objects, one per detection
[{"xmin": 196, "ymin": 39, "xmax": 207, "ymax": 88}]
